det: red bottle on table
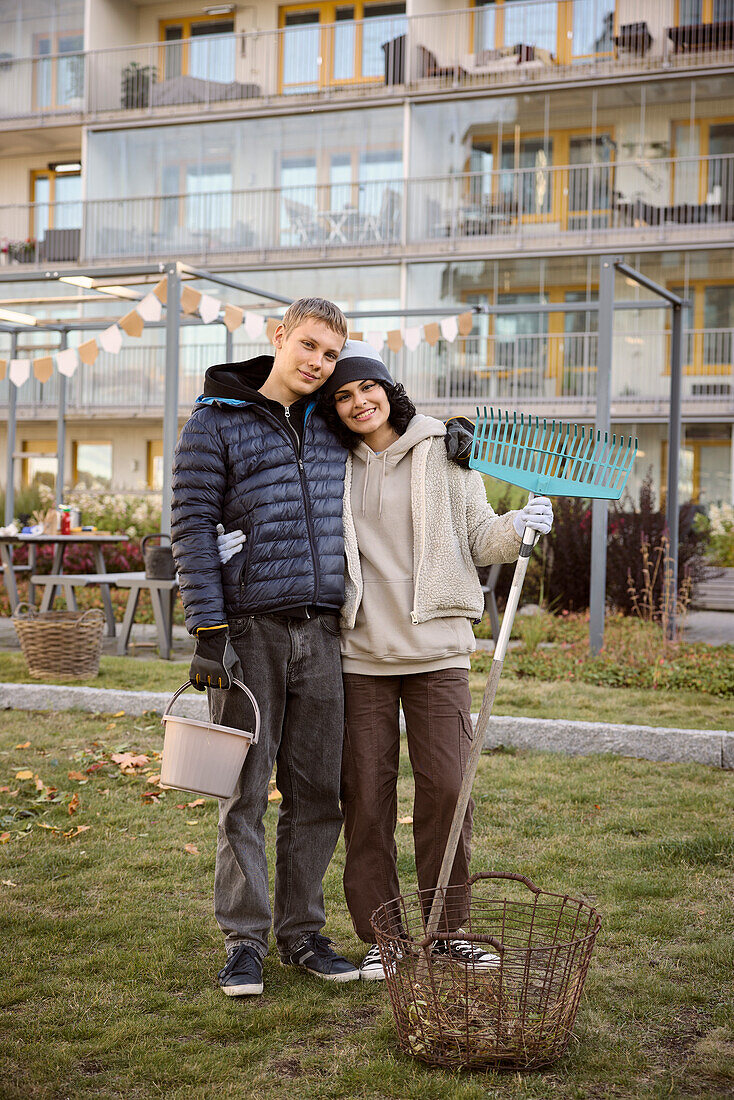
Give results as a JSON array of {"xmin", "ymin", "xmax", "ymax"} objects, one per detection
[{"xmin": 59, "ymin": 508, "xmax": 71, "ymax": 535}]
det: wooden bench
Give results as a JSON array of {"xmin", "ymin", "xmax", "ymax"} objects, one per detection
[{"xmin": 115, "ymin": 573, "xmax": 179, "ymax": 661}]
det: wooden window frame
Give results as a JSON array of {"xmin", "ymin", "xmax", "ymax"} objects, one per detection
[
  {"xmin": 21, "ymin": 439, "xmax": 57, "ymax": 489},
  {"xmin": 471, "ymin": 1, "xmax": 615, "ymax": 66},
  {"xmin": 147, "ymin": 440, "xmax": 163, "ymax": 490},
  {"xmin": 32, "ymin": 29, "xmax": 84, "ymax": 111},
  {"xmin": 671, "ymin": 114, "xmax": 734, "ymax": 204},
  {"xmin": 29, "ymin": 168, "xmax": 82, "ymax": 239},
  {"xmin": 667, "ymin": 279, "xmax": 734, "ymax": 375},
  {"xmin": 158, "ymin": 14, "xmax": 236, "ymax": 80},
  {"xmin": 72, "ymin": 440, "xmax": 113, "ymax": 487}
]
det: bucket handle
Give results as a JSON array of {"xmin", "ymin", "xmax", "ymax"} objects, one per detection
[
  {"xmin": 466, "ymin": 871, "xmax": 542, "ymax": 894},
  {"xmin": 141, "ymin": 533, "xmax": 172, "ymax": 551},
  {"xmin": 163, "ymin": 679, "xmax": 260, "ymax": 745}
]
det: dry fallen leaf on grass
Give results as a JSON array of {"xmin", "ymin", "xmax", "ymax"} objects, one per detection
[
  {"xmin": 187, "ymin": 798, "xmax": 205, "ymax": 807},
  {"xmin": 112, "ymin": 711, "xmax": 125, "ymax": 718},
  {"xmin": 398, "ymin": 816, "xmax": 413, "ymax": 825},
  {"xmin": 0, "ymin": 833, "xmax": 10, "ymax": 844},
  {"xmin": 111, "ymin": 753, "xmax": 150, "ymax": 775},
  {"xmin": 34, "ymin": 776, "xmax": 44, "ymax": 791},
  {"xmin": 68, "ymin": 793, "xmax": 80, "ymax": 815},
  {"xmin": 68, "ymin": 771, "xmax": 87, "ymax": 782},
  {"xmin": 64, "ymin": 824, "xmax": 91, "ymax": 839},
  {"xmin": 184, "ymin": 843, "xmax": 199, "ymax": 855},
  {"xmin": 15, "ymin": 770, "xmax": 33, "ymax": 781},
  {"xmin": 141, "ymin": 790, "xmax": 160, "ymax": 802},
  {"xmin": 15, "ymin": 742, "xmax": 30, "ymax": 749},
  {"xmin": 186, "ymin": 820, "xmax": 199, "ymax": 826},
  {"xmin": 1, "ymin": 879, "xmax": 18, "ymax": 886}
]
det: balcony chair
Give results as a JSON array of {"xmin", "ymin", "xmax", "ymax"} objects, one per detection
[{"xmin": 613, "ymin": 22, "xmax": 653, "ymax": 56}]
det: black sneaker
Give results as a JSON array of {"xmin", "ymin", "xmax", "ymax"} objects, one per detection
[
  {"xmin": 432, "ymin": 937, "xmax": 501, "ymax": 969},
  {"xmin": 281, "ymin": 933, "xmax": 359, "ymax": 982},
  {"xmin": 217, "ymin": 943, "xmax": 264, "ymax": 996}
]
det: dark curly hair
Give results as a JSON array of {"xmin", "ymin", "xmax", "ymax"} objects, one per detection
[{"xmin": 320, "ymin": 381, "xmax": 417, "ymax": 449}]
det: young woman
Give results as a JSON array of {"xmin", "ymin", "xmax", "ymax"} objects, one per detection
[
  {"xmin": 317, "ymin": 341, "xmax": 553, "ymax": 980},
  {"xmin": 217, "ymin": 339, "xmax": 553, "ymax": 981}
]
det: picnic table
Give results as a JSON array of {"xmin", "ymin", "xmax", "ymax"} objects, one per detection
[{"xmin": 0, "ymin": 533, "xmax": 126, "ymax": 636}]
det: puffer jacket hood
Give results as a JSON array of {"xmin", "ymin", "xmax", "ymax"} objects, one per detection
[
  {"xmin": 201, "ymin": 354, "xmax": 274, "ymax": 405},
  {"xmin": 352, "ymin": 413, "xmax": 445, "ymax": 517}
]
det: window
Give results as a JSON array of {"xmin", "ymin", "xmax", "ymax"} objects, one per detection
[
  {"xmin": 160, "ymin": 17, "xmax": 235, "ymax": 82},
  {"xmin": 33, "ymin": 31, "xmax": 83, "ymax": 110},
  {"xmin": 670, "ymin": 283, "xmax": 733, "ymax": 373},
  {"xmin": 474, "ymin": 0, "xmax": 557, "ymax": 56},
  {"xmin": 500, "ymin": 139, "xmax": 553, "ymax": 217},
  {"xmin": 279, "ymin": 2, "xmax": 406, "ymax": 92},
  {"xmin": 31, "ymin": 167, "xmax": 82, "ymax": 242},
  {"xmin": 21, "ymin": 440, "xmax": 57, "ymax": 490},
  {"xmin": 280, "ymin": 156, "xmax": 318, "ymax": 244},
  {"xmin": 73, "ymin": 442, "xmax": 112, "ymax": 489},
  {"xmin": 185, "ymin": 164, "xmax": 233, "ymax": 233},
  {"xmin": 495, "ymin": 293, "xmax": 548, "ymax": 393},
  {"xmin": 567, "ymin": 135, "xmax": 613, "ymax": 229},
  {"xmin": 147, "ymin": 441, "xmax": 163, "ymax": 490},
  {"xmin": 571, "ymin": 1, "xmax": 615, "ymax": 58}
]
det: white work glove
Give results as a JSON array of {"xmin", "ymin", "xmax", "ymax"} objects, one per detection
[
  {"xmin": 512, "ymin": 496, "xmax": 554, "ymax": 537},
  {"xmin": 216, "ymin": 523, "xmax": 246, "ymax": 565}
]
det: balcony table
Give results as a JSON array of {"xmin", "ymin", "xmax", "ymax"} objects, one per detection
[{"xmin": 0, "ymin": 533, "xmax": 126, "ymax": 635}]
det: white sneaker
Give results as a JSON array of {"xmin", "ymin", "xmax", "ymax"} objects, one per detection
[
  {"xmin": 432, "ymin": 937, "xmax": 501, "ymax": 969},
  {"xmin": 359, "ymin": 943, "xmax": 387, "ymax": 981}
]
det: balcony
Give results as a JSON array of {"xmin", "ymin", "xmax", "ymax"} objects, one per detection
[
  {"xmin": 0, "ymin": 330, "xmax": 731, "ymax": 422},
  {"xmin": 1, "ymin": 154, "xmax": 731, "ymax": 268},
  {"xmin": 2, "ymin": 2, "xmax": 733, "ymax": 126}
]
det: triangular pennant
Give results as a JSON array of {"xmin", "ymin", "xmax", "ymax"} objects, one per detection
[
  {"xmin": 0, "ymin": 359, "xmax": 6, "ymax": 381},
  {"xmin": 364, "ymin": 331, "xmax": 385, "ymax": 352},
  {"xmin": 199, "ymin": 293, "xmax": 221, "ymax": 325},
  {"xmin": 386, "ymin": 330, "xmax": 403, "ymax": 353},
  {"xmin": 56, "ymin": 347, "xmax": 79, "ymax": 377},
  {"xmin": 403, "ymin": 326, "xmax": 421, "ymax": 351},
  {"xmin": 181, "ymin": 285, "xmax": 202, "ymax": 315},
  {"xmin": 78, "ymin": 339, "xmax": 99, "ymax": 366},
  {"xmin": 99, "ymin": 324, "xmax": 122, "ymax": 354},
  {"xmin": 440, "ymin": 316, "xmax": 459, "ymax": 343},
  {"xmin": 8, "ymin": 359, "xmax": 30, "ymax": 387},
  {"xmin": 457, "ymin": 311, "xmax": 474, "ymax": 337},
  {"xmin": 152, "ymin": 277, "xmax": 168, "ymax": 304},
  {"xmin": 424, "ymin": 322, "xmax": 441, "ymax": 347},
  {"xmin": 224, "ymin": 304, "xmax": 244, "ymax": 334},
  {"xmin": 136, "ymin": 292, "xmax": 162, "ymax": 323},
  {"xmin": 33, "ymin": 356, "xmax": 54, "ymax": 383},
  {"xmin": 119, "ymin": 309, "xmax": 145, "ymax": 338},
  {"xmin": 266, "ymin": 318, "xmax": 279, "ymax": 342},
  {"xmin": 349, "ymin": 331, "xmax": 363, "ymax": 342},
  {"xmin": 244, "ymin": 311, "xmax": 264, "ymax": 340}
]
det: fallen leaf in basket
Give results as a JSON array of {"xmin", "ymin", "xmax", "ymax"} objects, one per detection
[
  {"xmin": 68, "ymin": 793, "xmax": 80, "ymax": 815},
  {"xmin": 398, "ymin": 815, "xmax": 413, "ymax": 825},
  {"xmin": 0, "ymin": 833, "xmax": 10, "ymax": 844},
  {"xmin": 187, "ymin": 798, "xmax": 206, "ymax": 807},
  {"xmin": 68, "ymin": 771, "xmax": 87, "ymax": 782},
  {"xmin": 184, "ymin": 843, "xmax": 199, "ymax": 855},
  {"xmin": 64, "ymin": 824, "xmax": 91, "ymax": 839},
  {"xmin": 15, "ymin": 770, "xmax": 33, "ymax": 780},
  {"xmin": 268, "ymin": 789, "xmax": 282, "ymax": 802},
  {"xmin": 15, "ymin": 742, "xmax": 30, "ymax": 749}
]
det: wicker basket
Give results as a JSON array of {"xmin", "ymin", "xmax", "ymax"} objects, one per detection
[
  {"xmin": 13, "ymin": 605, "xmax": 106, "ymax": 681},
  {"xmin": 371, "ymin": 871, "xmax": 601, "ymax": 1071}
]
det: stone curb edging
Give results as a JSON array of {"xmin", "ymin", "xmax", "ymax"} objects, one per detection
[{"xmin": 1, "ymin": 682, "xmax": 732, "ymax": 770}]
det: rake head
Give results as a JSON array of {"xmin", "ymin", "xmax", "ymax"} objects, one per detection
[{"xmin": 470, "ymin": 408, "xmax": 637, "ymax": 500}]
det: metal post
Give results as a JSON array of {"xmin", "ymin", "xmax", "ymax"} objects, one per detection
[
  {"xmin": 161, "ymin": 264, "xmax": 180, "ymax": 536},
  {"xmin": 665, "ymin": 303, "xmax": 683, "ymax": 640},
  {"xmin": 225, "ymin": 324, "xmax": 233, "ymax": 363},
  {"xmin": 4, "ymin": 331, "xmax": 18, "ymax": 526},
  {"xmin": 56, "ymin": 331, "xmax": 68, "ymax": 506},
  {"xmin": 589, "ymin": 256, "xmax": 617, "ymax": 654}
]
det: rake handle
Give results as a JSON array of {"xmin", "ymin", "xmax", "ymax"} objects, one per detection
[{"xmin": 425, "ymin": 505, "xmax": 537, "ymax": 938}]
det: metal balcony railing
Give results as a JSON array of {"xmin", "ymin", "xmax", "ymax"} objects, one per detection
[
  {"xmin": 1, "ymin": 330, "xmax": 731, "ymax": 416},
  {"xmin": 2, "ymin": 2, "xmax": 734, "ymax": 123},
  {"xmin": 1, "ymin": 154, "xmax": 731, "ymax": 267}
]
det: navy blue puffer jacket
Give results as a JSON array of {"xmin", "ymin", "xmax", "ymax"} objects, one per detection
[{"xmin": 171, "ymin": 355, "xmax": 347, "ymax": 633}]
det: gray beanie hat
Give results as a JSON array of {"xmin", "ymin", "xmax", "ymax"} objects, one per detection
[{"xmin": 320, "ymin": 339, "xmax": 395, "ymax": 399}]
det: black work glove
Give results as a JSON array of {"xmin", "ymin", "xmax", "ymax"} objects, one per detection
[
  {"xmin": 444, "ymin": 416, "xmax": 475, "ymax": 469},
  {"xmin": 190, "ymin": 625, "xmax": 237, "ymax": 690}
]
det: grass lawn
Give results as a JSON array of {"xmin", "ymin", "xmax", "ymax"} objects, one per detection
[{"xmin": 1, "ymin": 712, "xmax": 732, "ymax": 1099}]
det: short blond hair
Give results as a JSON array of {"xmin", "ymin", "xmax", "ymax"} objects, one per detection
[{"xmin": 281, "ymin": 297, "xmax": 348, "ymax": 341}]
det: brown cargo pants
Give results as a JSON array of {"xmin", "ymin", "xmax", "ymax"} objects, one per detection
[{"xmin": 341, "ymin": 668, "xmax": 474, "ymax": 943}]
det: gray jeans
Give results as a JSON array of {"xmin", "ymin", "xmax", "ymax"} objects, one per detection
[{"xmin": 208, "ymin": 612, "xmax": 344, "ymax": 959}]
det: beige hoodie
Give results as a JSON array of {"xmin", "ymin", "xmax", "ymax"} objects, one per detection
[{"xmin": 340, "ymin": 414, "xmax": 522, "ymax": 676}]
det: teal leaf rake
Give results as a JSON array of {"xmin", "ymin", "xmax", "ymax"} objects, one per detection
[{"xmin": 427, "ymin": 408, "xmax": 637, "ymax": 937}]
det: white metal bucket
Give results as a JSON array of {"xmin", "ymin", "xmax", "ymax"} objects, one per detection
[{"xmin": 160, "ymin": 679, "xmax": 261, "ymax": 798}]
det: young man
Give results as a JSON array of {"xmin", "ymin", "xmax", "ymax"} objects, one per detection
[{"xmin": 171, "ymin": 298, "xmax": 358, "ymax": 996}]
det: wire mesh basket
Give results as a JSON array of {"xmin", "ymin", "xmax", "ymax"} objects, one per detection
[
  {"xmin": 370, "ymin": 872, "xmax": 601, "ymax": 1071},
  {"xmin": 13, "ymin": 605, "xmax": 106, "ymax": 681}
]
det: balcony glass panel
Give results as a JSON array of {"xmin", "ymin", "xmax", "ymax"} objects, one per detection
[
  {"xmin": 704, "ymin": 286, "xmax": 734, "ymax": 366},
  {"xmin": 54, "ymin": 173, "xmax": 82, "ymax": 228},
  {"xmin": 190, "ymin": 22, "xmax": 235, "ymax": 82},
  {"xmin": 362, "ymin": 3, "xmax": 406, "ymax": 78},
  {"xmin": 504, "ymin": 0, "xmax": 556, "ymax": 53},
  {"xmin": 283, "ymin": 11, "xmax": 321, "ymax": 93},
  {"xmin": 500, "ymin": 140, "xmax": 553, "ymax": 217},
  {"xmin": 0, "ymin": 0, "xmax": 83, "ymax": 60},
  {"xmin": 334, "ymin": 7, "xmax": 357, "ymax": 80}
]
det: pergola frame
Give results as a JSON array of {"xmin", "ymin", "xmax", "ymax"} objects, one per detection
[{"xmin": 0, "ymin": 257, "xmax": 687, "ymax": 649}]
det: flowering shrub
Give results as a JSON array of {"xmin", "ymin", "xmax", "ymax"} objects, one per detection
[
  {"xmin": 36, "ymin": 484, "xmax": 161, "ymax": 538},
  {"xmin": 696, "ymin": 503, "xmax": 734, "ymax": 567}
]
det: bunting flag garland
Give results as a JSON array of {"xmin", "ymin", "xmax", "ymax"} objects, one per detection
[
  {"xmin": 181, "ymin": 285, "xmax": 202, "ymax": 315},
  {"xmin": 0, "ymin": 359, "xmax": 6, "ymax": 381},
  {"xmin": 266, "ymin": 318, "xmax": 279, "ymax": 342},
  {"xmin": 136, "ymin": 291, "xmax": 162, "ymax": 323},
  {"xmin": 243, "ymin": 311, "xmax": 264, "ymax": 340},
  {"xmin": 99, "ymin": 324, "xmax": 122, "ymax": 354},
  {"xmin": 349, "ymin": 331, "xmax": 363, "ymax": 342},
  {"xmin": 364, "ymin": 331, "xmax": 385, "ymax": 352},
  {"xmin": 423, "ymin": 322, "xmax": 441, "ymax": 347},
  {"xmin": 78, "ymin": 339, "xmax": 99, "ymax": 366},
  {"xmin": 8, "ymin": 359, "xmax": 30, "ymax": 387},
  {"xmin": 199, "ymin": 293, "xmax": 221, "ymax": 325},
  {"xmin": 224, "ymin": 304, "xmax": 245, "ymax": 334},
  {"xmin": 403, "ymin": 326, "xmax": 421, "ymax": 351},
  {"xmin": 32, "ymin": 356, "xmax": 54, "ymax": 383},
  {"xmin": 152, "ymin": 277, "xmax": 168, "ymax": 304},
  {"xmin": 386, "ymin": 330, "xmax": 403, "ymax": 353},
  {"xmin": 440, "ymin": 315, "xmax": 459, "ymax": 343},
  {"xmin": 56, "ymin": 347, "xmax": 79, "ymax": 377},
  {"xmin": 119, "ymin": 309, "xmax": 144, "ymax": 338},
  {"xmin": 457, "ymin": 310, "xmax": 474, "ymax": 337}
]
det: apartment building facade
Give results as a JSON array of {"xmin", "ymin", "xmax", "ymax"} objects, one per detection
[{"xmin": 0, "ymin": 0, "xmax": 732, "ymax": 506}]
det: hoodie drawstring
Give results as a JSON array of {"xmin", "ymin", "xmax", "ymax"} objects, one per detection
[{"xmin": 361, "ymin": 449, "xmax": 389, "ymax": 519}]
